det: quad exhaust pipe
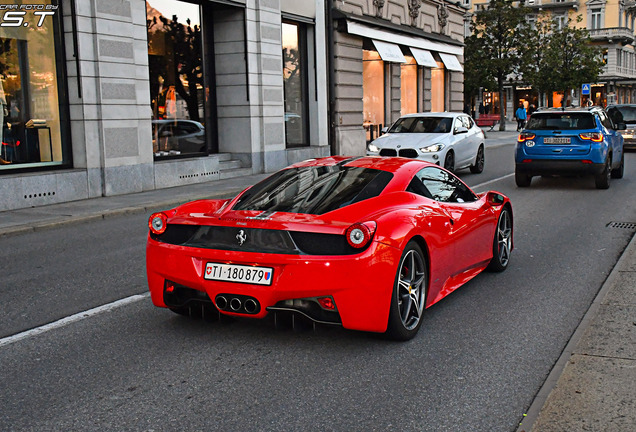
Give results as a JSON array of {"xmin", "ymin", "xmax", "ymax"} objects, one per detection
[
  {"xmin": 229, "ymin": 297, "xmax": 242, "ymax": 311},
  {"xmin": 244, "ymin": 299, "xmax": 258, "ymax": 314},
  {"xmin": 215, "ymin": 294, "xmax": 260, "ymax": 315}
]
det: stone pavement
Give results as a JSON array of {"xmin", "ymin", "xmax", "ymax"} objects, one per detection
[{"xmin": 1, "ymin": 135, "xmax": 633, "ymax": 430}]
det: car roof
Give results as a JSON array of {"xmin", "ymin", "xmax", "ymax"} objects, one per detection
[
  {"xmin": 399, "ymin": 112, "xmax": 461, "ymax": 118},
  {"xmin": 152, "ymin": 119, "xmax": 203, "ymax": 125},
  {"xmin": 288, "ymin": 155, "xmax": 435, "ymax": 174},
  {"xmin": 533, "ymin": 106, "xmax": 602, "ymax": 114}
]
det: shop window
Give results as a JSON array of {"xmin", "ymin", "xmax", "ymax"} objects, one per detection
[
  {"xmin": 282, "ymin": 21, "xmax": 309, "ymax": 148},
  {"xmin": 147, "ymin": 0, "xmax": 207, "ymax": 158},
  {"xmin": 1, "ymin": 1, "xmax": 68, "ymax": 171},
  {"xmin": 431, "ymin": 61, "xmax": 445, "ymax": 113},
  {"xmin": 400, "ymin": 56, "xmax": 417, "ymax": 116},
  {"xmin": 363, "ymin": 50, "xmax": 385, "ymax": 142}
]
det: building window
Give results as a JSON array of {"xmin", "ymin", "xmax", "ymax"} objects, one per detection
[
  {"xmin": 147, "ymin": 0, "xmax": 207, "ymax": 158},
  {"xmin": 555, "ymin": 14, "xmax": 566, "ymax": 30},
  {"xmin": 363, "ymin": 49, "xmax": 385, "ymax": 142},
  {"xmin": 282, "ymin": 21, "xmax": 309, "ymax": 148},
  {"xmin": 590, "ymin": 8, "xmax": 602, "ymax": 30},
  {"xmin": 617, "ymin": 49, "xmax": 623, "ymax": 67},
  {"xmin": 431, "ymin": 61, "xmax": 445, "ymax": 112},
  {"xmin": 0, "ymin": 2, "xmax": 69, "ymax": 171},
  {"xmin": 401, "ymin": 56, "xmax": 418, "ymax": 116}
]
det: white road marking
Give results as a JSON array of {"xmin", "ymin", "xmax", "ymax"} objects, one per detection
[
  {"xmin": 472, "ymin": 173, "xmax": 515, "ymax": 192},
  {"xmin": 0, "ymin": 293, "xmax": 149, "ymax": 348}
]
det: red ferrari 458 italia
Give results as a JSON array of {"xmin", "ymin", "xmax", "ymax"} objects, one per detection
[{"xmin": 146, "ymin": 156, "xmax": 513, "ymax": 340}]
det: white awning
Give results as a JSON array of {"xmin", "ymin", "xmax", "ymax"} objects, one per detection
[
  {"xmin": 409, "ymin": 47, "xmax": 438, "ymax": 68},
  {"xmin": 439, "ymin": 53, "xmax": 464, "ymax": 72},
  {"xmin": 371, "ymin": 39, "xmax": 406, "ymax": 63},
  {"xmin": 346, "ymin": 20, "xmax": 463, "ymax": 56}
]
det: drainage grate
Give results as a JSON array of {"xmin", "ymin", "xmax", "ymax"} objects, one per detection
[{"xmin": 607, "ymin": 222, "xmax": 636, "ymax": 230}]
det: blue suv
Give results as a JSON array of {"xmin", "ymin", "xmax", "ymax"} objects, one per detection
[{"xmin": 515, "ymin": 106, "xmax": 625, "ymax": 189}]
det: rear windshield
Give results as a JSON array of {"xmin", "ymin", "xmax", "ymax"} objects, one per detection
[
  {"xmin": 607, "ymin": 106, "xmax": 636, "ymax": 123},
  {"xmin": 389, "ymin": 117, "xmax": 453, "ymax": 133},
  {"xmin": 233, "ymin": 164, "xmax": 393, "ymax": 215},
  {"xmin": 526, "ymin": 113, "xmax": 596, "ymax": 130}
]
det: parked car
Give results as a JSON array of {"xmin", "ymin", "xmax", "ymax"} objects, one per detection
[
  {"xmin": 606, "ymin": 104, "xmax": 636, "ymax": 150},
  {"xmin": 146, "ymin": 156, "xmax": 512, "ymax": 340},
  {"xmin": 152, "ymin": 119, "xmax": 206, "ymax": 155},
  {"xmin": 366, "ymin": 112, "xmax": 486, "ymax": 174},
  {"xmin": 515, "ymin": 106, "xmax": 625, "ymax": 189}
]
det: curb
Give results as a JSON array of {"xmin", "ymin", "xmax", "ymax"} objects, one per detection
[
  {"xmin": 0, "ymin": 189, "xmax": 246, "ymax": 239},
  {"xmin": 516, "ymin": 230, "xmax": 636, "ymax": 432}
]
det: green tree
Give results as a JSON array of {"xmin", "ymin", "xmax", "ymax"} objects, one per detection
[
  {"xmin": 517, "ymin": 13, "xmax": 554, "ymax": 106},
  {"xmin": 465, "ymin": 0, "xmax": 530, "ymax": 130},
  {"xmin": 519, "ymin": 13, "xmax": 604, "ymax": 107},
  {"xmin": 546, "ymin": 15, "xmax": 604, "ymax": 106}
]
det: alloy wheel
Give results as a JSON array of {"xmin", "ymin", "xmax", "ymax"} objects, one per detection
[
  {"xmin": 497, "ymin": 210, "xmax": 512, "ymax": 267},
  {"xmin": 397, "ymin": 249, "xmax": 426, "ymax": 330}
]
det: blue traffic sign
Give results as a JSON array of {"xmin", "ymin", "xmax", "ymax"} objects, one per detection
[{"xmin": 582, "ymin": 84, "xmax": 590, "ymax": 95}]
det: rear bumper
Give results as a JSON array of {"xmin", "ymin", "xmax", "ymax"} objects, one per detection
[
  {"xmin": 146, "ymin": 237, "xmax": 401, "ymax": 333},
  {"xmin": 515, "ymin": 160, "xmax": 605, "ymax": 176}
]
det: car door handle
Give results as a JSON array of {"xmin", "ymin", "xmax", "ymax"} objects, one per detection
[{"xmin": 449, "ymin": 218, "xmax": 454, "ymax": 226}]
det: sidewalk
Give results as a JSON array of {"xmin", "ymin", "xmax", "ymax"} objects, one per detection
[
  {"xmin": 518, "ymin": 232, "xmax": 636, "ymax": 431},
  {"xmin": 1, "ymin": 149, "xmax": 634, "ymax": 431},
  {"xmin": 0, "ymin": 172, "xmax": 269, "ymax": 238}
]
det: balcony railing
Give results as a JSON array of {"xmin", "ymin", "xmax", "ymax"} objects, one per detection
[
  {"xmin": 588, "ymin": 27, "xmax": 634, "ymax": 44},
  {"xmin": 600, "ymin": 65, "xmax": 636, "ymax": 79}
]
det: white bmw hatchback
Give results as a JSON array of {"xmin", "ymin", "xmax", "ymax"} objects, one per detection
[{"xmin": 366, "ymin": 112, "xmax": 486, "ymax": 173}]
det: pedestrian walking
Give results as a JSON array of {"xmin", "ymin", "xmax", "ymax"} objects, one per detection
[{"xmin": 515, "ymin": 103, "xmax": 527, "ymax": 131}]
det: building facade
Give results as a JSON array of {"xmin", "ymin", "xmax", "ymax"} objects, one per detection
[
  {"xmin": 1, "ymin": 0, "xmax": 329, "ymax": 211},
  {"xmin": 329, "ymin": 0, "xmax": 467, "ymax": 155},
  {"xmin": 468, "ymin": 0, "xmax": 636, "ymax": 118},
  {"xmin": 0, "ymin": 0, "xmax": 465, "ymax": 212}
]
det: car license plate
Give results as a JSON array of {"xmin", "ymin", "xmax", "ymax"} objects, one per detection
[
  {"xmin": 204, "ymin": 263, "xmax": 274, "ymax": 285},
  {"xmin": 623, "ymin": 134, "xmax": 633, "ymax": 139},
  {"xmin": 543, "ymin": 137, "xmax": 570, "ymax": 144},
  {"xmin": 543, "ymin": 137, "xmax": 571, "ymax": 144}
]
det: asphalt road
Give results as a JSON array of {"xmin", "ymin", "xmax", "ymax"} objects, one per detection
[{"xmin": 1, "ymin": 143, "xmax": 635, "ymax": 431}]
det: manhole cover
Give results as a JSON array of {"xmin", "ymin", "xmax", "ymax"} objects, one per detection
[{"xmin": 607, "ymin": 222, "xmax": 636, "ymax": 230}]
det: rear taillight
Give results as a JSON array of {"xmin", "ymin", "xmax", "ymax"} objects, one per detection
[
  {"xmin": 149, "ymin": 212, "xmax": 168, "ymax": 235},
  {"xmin": 579, "ymin": 132, "xmax": 603, "ymax": 142},
  {"xmin": 517, "ymin": 132, "xmax": 535, "ymax": 143},
  {"xmin": 345, "ymin": 221, "xmax": 376, "ymax": 249}
]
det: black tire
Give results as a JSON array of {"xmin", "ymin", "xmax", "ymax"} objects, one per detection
[
  {"xmin": 595, "ymin": 156, "xmax": 611, "ymax": 189},
  {"xmin": 470, "ymin": 145, "xmax": 485, "ymax": 174},
  {"xmin": 611, "ymin": 153, "xmax": 624, "ymax": 179},
  {"xmin": 386, "ymin": 241, "xmax": 428, "ymax": 341},
  {"xmin": 443, "ymin": 151, "xmax": 455, "ymax": 172},
  {"xmin": 487, "ymin": 207, "xmax": 513, "ymax": 272},
  {"xmin": 515, "ymin": 171, "xmax": 532, "ymax": 187}
]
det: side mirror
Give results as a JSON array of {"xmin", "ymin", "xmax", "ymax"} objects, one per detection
[
  {"xmin": 381, "ymin": 127, "xmax": 388, "ymax": 134},
  {"xmin": 486, "ymin": 191, "xmax": 505, "ymax": 206},
  {"xmin": 616, "ymin": 122, "xmax": 626, "ymax": 131},
  {"xmin": 454, "ymin": 126, "xmax": 468, "ymax": 134}
]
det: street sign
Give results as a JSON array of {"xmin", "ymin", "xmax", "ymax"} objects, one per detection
[{"xmin": 582, "ymin": 84, "xmax": 590, "ymax": 95}]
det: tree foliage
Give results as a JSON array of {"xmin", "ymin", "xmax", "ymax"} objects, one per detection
[
  {"xmin": 465, "ymin": 0, "xmax": 530, "ymax": 130},
  {"xmin": 519, "ymin": 13, "xmax": 604, "ymax": 105}
]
